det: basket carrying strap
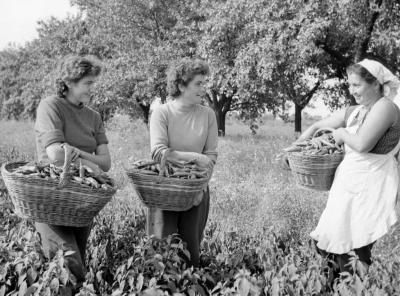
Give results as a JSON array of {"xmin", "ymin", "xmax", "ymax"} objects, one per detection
[{"xmin": 58, "ymin": 144, "xmax": 73, "ymax": 188}]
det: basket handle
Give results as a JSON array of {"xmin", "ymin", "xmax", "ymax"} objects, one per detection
[
  {"xmin": 58, "ymin": 144, "xmax": 73, "ymax": 188},
  {"xmin": 159, "ymin": 148, "xmax": 171, "ymax": 177},
  {"xmin": 312, "ymin": 127, "xmax": 334, "ymax": 138}
]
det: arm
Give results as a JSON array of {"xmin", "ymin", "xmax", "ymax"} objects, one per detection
[
  {"xmin": 202, "ymin": 109, "xmax": 218, "ymax": 165},
  {"xmin": 35, "ymin": 99, "xmax": 65, "ymax": 161},
  {"xmin": 296, "ymin": 109, "xmax": 347, "ymax": 142},
  {"xmin": 46, "ymin": 143, "xmax": 111, "ymax": 172},
  {"xmin": 334, "ymin": 100, "xmax": 397, "ymax": 153},
  {"xmin": 44, "ymin": 110, "xmax": 111, "ymax": 172},
  {"xmin": 79, "ymin": 144, "xmax": 111, "ymax": 172}
]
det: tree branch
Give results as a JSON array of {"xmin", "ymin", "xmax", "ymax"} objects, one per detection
[
  {"xmin": 315, "ymin": 30, "xmax": 347, "ymax": 64},
  {"xmin": 205, "ymin": 92, "xmax": 213, "ymax": 107},
  {"xmin": 222, "ymin": 96, "xmax": 233, "ymax": 114},
  {"xmin": 354, "ymin": 0, "xmax": 383, "ymax": 62},
  {"xmin": 299, "ymin": 81, "xmax": 321, "ymax": 108},
  {"xmin": 212, "ymin": 90, "xmax": 220, "ymax": 109}
]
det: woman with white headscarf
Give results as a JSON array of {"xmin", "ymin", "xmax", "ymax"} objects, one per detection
[{"xmin": 296, "ymin": 59, "xmax": 400, "ymax": 275}]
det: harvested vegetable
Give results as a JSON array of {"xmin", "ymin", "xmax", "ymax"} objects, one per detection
[
  {"xmin": 13, "ymin": 162, "xmax": 115, "ymax": 190},
  {"xmin": 131, "ymin": 159, "xmax": 209, "ymax": 180},
  {"xmin": 283, "ymin": 133, "xmax": 343, "ymax": 156}
]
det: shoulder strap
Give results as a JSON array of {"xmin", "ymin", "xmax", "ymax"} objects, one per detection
[
  {"xmin": 344, "ymin": 105, "xmax": 359, "ymax": 126},
  {"xmin": 346, "ymin": 105, "xmax": 365, "ymax": 127}
]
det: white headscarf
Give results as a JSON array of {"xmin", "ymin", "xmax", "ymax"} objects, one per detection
[{"xmin": 357, "ymin": 58, "xmax": 400, "ymax": 101}]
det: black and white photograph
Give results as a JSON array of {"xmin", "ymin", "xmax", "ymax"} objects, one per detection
[{"xmin": 1, "ymin": 0, "xmax": 400, "ymax": 295}]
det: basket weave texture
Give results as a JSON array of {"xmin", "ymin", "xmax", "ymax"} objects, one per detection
[
  {"xmin": 1, "ymin": 162, "xmax": 115, "ymax": 226},
  {"xmin": 288, "ymin": 152, "xmax": 344, "ymax": 191},
  {"xmin": 125, "ymin": 167, "xmax": 209, "ymax": 211}
]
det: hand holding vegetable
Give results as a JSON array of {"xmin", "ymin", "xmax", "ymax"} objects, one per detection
[{"xmin": 282, "ymin": 128, "xmax": 344, "ymax": 156}]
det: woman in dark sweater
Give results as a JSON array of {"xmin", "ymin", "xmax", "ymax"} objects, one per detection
[{"xmin": 34, "ymin": 55, "xmax": 110, "ymax": 291}]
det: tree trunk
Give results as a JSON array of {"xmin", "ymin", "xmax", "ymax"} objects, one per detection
[
  {"xmin": 215, "ymin": 108, "xmax": 226, "ymax": 137},
  {"xmin": 139, "ymin": 103, "xmax": 150, "ymax": 125},
  {"xmin": 205, "ymin": 91, "xmax": 232, "ymax": 137},
  {"xmin": 293, "ymin": 81, "xmax": 321, "ymax": 134},
  {"xmin": 294, "ymin": 103, "xmax": 302, "ymax": 133}
]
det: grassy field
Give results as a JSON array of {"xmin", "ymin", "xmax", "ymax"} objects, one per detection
[
  {"xmin": 1, "ymin": 114, "xmax": 400, "ymax": 295},
  {"xmin": 1, "ymin": 114, "xmax": 399, "ymax": 258}
]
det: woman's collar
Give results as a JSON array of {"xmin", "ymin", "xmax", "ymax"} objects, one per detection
[
  {"xmin": 60, "ymin": 96, "xmax": 85, "ymax": 110},
  {"xmin": 171, "ymin": 99, "xmax": 197, "ymax": 112}
]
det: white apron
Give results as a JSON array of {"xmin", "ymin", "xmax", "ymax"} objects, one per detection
[{"xmin": 310, "ymin": 105, "xmax": 400, "ymax": 254}]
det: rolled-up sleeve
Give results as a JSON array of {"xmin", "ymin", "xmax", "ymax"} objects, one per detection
[
  {"xmin": 150, "ymin": 106, "xmax": 169, "ymax": 162},
  {"xmin": 203, "ymin": 109, "xmax": 218, "ymax": 158},
  {"xmin": 35, "ymin": 99, "xmax": 65, "ymax": 148},
  {"xmin": 95, "ymin": 113, "xmax": 109, "ymax": 146}
]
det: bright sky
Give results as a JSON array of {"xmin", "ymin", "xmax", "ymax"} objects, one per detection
[{"xmin": 0, "ymin": 0, "xmax": 79, "ymax": 49}]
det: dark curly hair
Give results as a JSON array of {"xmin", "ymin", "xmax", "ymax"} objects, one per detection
[
  {"xmin": 55, "ymin": 55, "xmax": 102, "ymax": 98},
  {"xmin": 166, "ymin": 58, "xmax": 210, "ymax": 98}
]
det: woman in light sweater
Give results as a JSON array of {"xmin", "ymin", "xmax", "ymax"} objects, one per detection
[{"xmin": 149, "ymin": 58, "xmax": 218, "ymax": 267}]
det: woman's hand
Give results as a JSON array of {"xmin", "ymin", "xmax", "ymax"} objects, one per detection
[
  {"xmin": 332, "ymin": 128, "xmax": 347, "ymax": 146},
  {"xmin": 80, "ymin": 159, "xmax": 104, "ymax": 177},
  {"xmin": 193, "ymin": 154, "xmax": 214, "ymax": 171},
  {"xmin": 281, "ymin": 154, "xmax": 291, "ymax": 170},
  {"xmin": 59, "ymin": 143, "xmax": 81, "ymax": 162}
]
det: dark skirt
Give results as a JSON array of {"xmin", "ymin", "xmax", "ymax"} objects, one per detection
[
  {"xmin": 35, "ymin": 222, "xmax": 92, "ymax": 285},
  {"xmin": 146, "ymin": 188, "xmax": 210, "ymax": 267}
]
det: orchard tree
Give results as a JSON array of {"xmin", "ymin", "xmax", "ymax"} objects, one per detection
[
  {"xmin": 198, "ymin": 0, "xmax": 267, "ymax": 136},
  {"xmin": 234, "ymin": 0, "xmax": 400, "ymax": 133},
  {"xmin": 71, "ymin": 0, "xmax": 205, "ymax": 123},
  {"xmin": 296, "ymin": 0, "xmax": 400, "ymax": 108}
]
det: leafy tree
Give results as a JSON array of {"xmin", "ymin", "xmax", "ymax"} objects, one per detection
[{"xmin": 1, "ymin": 0, "xmax": 400, "ymax": 135}]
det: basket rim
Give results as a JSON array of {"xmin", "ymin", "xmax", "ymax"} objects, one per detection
[
  {"xmin": 125, "ymin": 167, "xmax": 210, "ymax": 184},
  {"xmin": 1, "ymin": 161, "xmax": 117, "ymax": 195},
  {"xmin": 287, "ymin": 151, "xmax": 344, "ymax": 159}
]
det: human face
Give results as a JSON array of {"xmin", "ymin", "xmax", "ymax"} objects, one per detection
[
  {"xmin": 347, "ymin": 72, "xmax": 380, "ymax": 106},
  {"xmin": 67, "ymin": 75, "xmax": 97, "ymax": 105},
  {"xmin": 179, "ymin": 75, "xmax": 207, "ymax": 105}
]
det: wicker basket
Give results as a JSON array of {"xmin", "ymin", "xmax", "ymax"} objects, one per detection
[
  {"xmin": 287, "ymin": 152, "xmax": 344, "ymax": 191},
  {"xmin": 287, "ymin": 128, "xmax": 344, "ymax": 191},
  {"xmin": 125, "ymin": 167, "xmax": 209, "ymax": 211},
  {"xmin": 1, "ymin": 162, "xmax": 116, "ymax": 226}
]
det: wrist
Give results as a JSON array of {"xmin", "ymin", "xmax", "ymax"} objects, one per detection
[{"xmin": 77, "ymin": 148, "xmax": 85, "ymax": 158}]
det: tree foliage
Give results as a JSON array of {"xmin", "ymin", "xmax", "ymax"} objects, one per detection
[{"xmin": 1, "ymin": 0, "xmax": 400, "ymax": 133}]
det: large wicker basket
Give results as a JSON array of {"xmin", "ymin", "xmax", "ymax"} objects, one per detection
[
  {"xmin": 125, "ymin": 167, "xmax": 209, "ymax": 211},
  {"xmin": 287, "ymin": 128, "xmax": 344, "ymax": 191},
  {"xmin": 287, "ymin": 151, "xmax": 344, "ymax": 191},
  {"xmin": 1, "ymin": 162, "xmax": 116, "ymax": 227}
]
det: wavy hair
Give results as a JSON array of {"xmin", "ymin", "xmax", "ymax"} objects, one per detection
[
  {"xmin": 166, "ymin": 58, "xmax": 210, "ymax": 98},
  {"xmin": 55, "ymin": 55, "xmax": 102, "ymax": 98}
]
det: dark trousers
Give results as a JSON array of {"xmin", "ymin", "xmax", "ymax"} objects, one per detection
[
  {"xmin": 146, "ymin": 189, "xmax": 210, "ymax": 267},
  {"xmin": 315, "ymin": 240, "xmax": 375, "ymax": 275},
  {"xmin": 35, "ymin": 222, "xmax": 92, "ymax": 284}
]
